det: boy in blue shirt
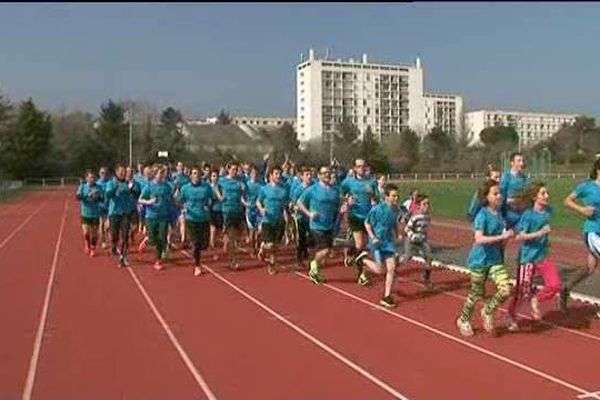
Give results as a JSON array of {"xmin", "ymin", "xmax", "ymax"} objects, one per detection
[
  {"xmin": 361, "ymin": 184, "xmax": 403, "ymax": 308},
  {"xmin": 499, "ymin": 152, "xmax": 528, "ymax": 229},
  {"xmin": 297, "ymin": 166, "xmax": 341, "ymax": 285},
  {"xmin": 457, "ymin": 180, "xmax": 513, "ymax": 337},
  {"xmin": 178, "ymin": 166, "xmax": 218, "ymax": 277},
  {"xmin": 257, "ymin": 166, "xmax": 290, "ymax": 275},
  {"xmin": 76, "ymin": 170, "xmax": 104, "ymax": 257}
]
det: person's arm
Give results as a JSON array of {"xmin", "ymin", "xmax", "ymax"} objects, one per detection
[
  {"xmin": 516, "ymin": 225, "xmax": 551, "ymax": 241},
  {"xmin": 76, "ymin": 184, "xmax": 85, "ymax": 201},
  {"xmin": 297, "ymin": 190, "xmax": 316, "ymax": 219},
  {"xmin": 256, "ymin": 189, "xmax": 266, "ymax": 216},
  {"xmin": 474, "ymin": 229, "xmax": 513, "ymax": 244},
  {"xmin": 364, "ymin": 220, "xmax": 379, "ymax": 244},
  {"xmin": 105, "ymin": 181, "xmax": 116, "ymax": 200},
  {"xmin": 138, "ymin": 186, "xmax": 156, "ymax": 205},
  {"xmin": 564, "ymin": 191, "xmax": 595, "ymax": 218}
]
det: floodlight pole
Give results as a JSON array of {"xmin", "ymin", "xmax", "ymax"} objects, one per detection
[{"xmin": 129, "ymin": 103, "xmax": 133, "ymax": 167}]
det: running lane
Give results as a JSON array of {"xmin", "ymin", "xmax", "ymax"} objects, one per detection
[
  {"xmin": 30, "ymin": 196, "xmax": 202, "ymax": 399},
  {"xmin": 133, "ymin": 247, "xmax": 396, "ymax": 400},
  {"xmin": 0, "ymin": 192, "xmax": 47, "ymax": 242},
  {"xmin": 203, "ymin": 249, "xmax": 585, "ymax": 399},
  {"xmin": 0, "ymin": 191, "xmax": 64, "ymax": 397}
]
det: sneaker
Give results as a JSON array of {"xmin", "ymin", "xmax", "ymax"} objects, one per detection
[
  {"xmin": 558, "ymin": 287, "xmax": 569, "ymax": 313},
  {"xmin": 530, "ymin": 296, "xmax": 542, "ymax": 321},
  {"xmin": 309, "ymin": 262, "xmax": 325, "ymax": 285},
  {"xmin": 153, "ymin": 261, "xmax": 164, "ymax": 271},
  {"xmin": 456, "ymin": 318, "xmax": 474, "ymax": 337},
  {"xmin": 506, "ymin": 314, "xmax": 519, "ymax": 332},
  {"xmin": 101, "ymin": 241, "xmax": 108, "ymax": 250},
  {"xmin": 193, "ymin": 267, "xmax": 202, "ymax": 276},
  {"xmin": 111, "ymin": 247, "xmax": 118, "ymax": 257},
  {"xmin": 229, "ymin": 259, "xmax": 239, "ymax": 270},
  {"xmin": 480, "ymin": 308, "xmax": 495, "ymax": 334},
  {"xmin": 358, "ymin": 272, "xmax": 370, "ymax": 286},
  {"xmin": 355, "ymin": 251, "xmax": 369, "ymax": 266},
  {"xmin": 379, "ymin": 296, "xmax": 396, "ymax": 309},
  {"xmin": 89, "ymin": 249, "xmax": 95, "ymax": 258},
  {"xmin": 118, "ymin": 256, "xmax": 129, "ymax": 268},
  {"xmin": 343, "ymin": 254, "xmax": 355, "ymax": 268},
  {"xmin": 267, "ymin": 263, "xmax": 277, "ymax": 276}
]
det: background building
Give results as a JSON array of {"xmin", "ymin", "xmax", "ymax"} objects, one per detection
[
  {"xmin": 465, "ymin": 110, "xmax": 579, "ymax": 147},
  {"xmin": 424, "ymin": 93, "xmax": 464, "ymax": 136},
  {"xmin": 296, "ymin": 49, "xmax": 425, "ymax": 144}
]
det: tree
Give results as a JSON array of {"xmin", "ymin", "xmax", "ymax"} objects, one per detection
[
  {"xmin": 422, "ymin": 127, "xmax": 458, "ymax": 169},
  {"xmin": 95, "ymin": 99, "xmax": 128, "ymax": 166},
  {"xmin": 383, "ymin": 128, "xmax": 420, "ymax": 172},
  {"xmin": 155, "ymin": 106, "xmax": 186, "ymax": 159},
  {"xmin": 0, "ymin": 98, "xmax": 53, "ymax": 178},
  {"xmin": 546, "ymin": 116, "xmax": 596, "ymax": 164},
  {"xmin": 332, "ymin": 120, "xmax": 360, "ymax": 164},
  {"xmin": 479, "ymin": 126, "xmax": 519, "ymax": 149},
  {"xmin": 272, "ymin": 122, "xmax": 300, "ymax": 162},
  {"xmin": 360, "ymin": 126, "xmax": 390, "ymax": 173},
  {"xmin": 216, "ymin": 109, "xmax": 232, "ymax": 125}
]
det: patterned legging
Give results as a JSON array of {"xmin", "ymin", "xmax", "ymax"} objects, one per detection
[{"xmin": 460, "ymin": 265, "xmax": 511, "ymax": 321}]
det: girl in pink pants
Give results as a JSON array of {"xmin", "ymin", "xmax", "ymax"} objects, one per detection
[{"xmin": 506, "ymin": 182, "xmax": 561, "ymax": 331}]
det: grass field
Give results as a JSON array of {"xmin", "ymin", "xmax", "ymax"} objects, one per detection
[{"xmin": 393, "ymin": 178, "xmax": 584, "ymax": 230}]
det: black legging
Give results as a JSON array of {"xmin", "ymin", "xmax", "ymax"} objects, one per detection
[
  {"xmin": 110, "ymin": 213, "xmax": 132, "ymax": 256},
  {"xmin": 295, "ymin": 216, "xmax": 311, "ymax": 261}
]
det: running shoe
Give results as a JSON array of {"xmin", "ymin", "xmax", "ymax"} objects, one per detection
[
  {"xmin": 505, "ymin": 314, "xmax": 519, "ymax": 332},
  {"xmin": 267, "ymin": 263, "xmax": 277, "ymax": 276},
  {"xmin": 557, "ymin": 286, "xmax": 569, "ymax": 313},
  {"xmin": 111, "ymin": 246, "xmax": 118, "ymax": 257},
  {"xmin": 153, "ymin": 261, "xmax": 164, "ymax": 271},
  {"xmin": 480, "ymin": 308, "xmax": 495, "ymax": 334},
  {"xmin": 456, "ymin": 318, "xmax": 474, "ymax": 337},
  {"xmin": 357, "ymin": 272, "xmax": 370, "ymax": 286},
  {"xmin": 530, "ymin": 296, "xmax": 542, "ymax": 321},
  {"xmin": 379, "ymin": 296, "xmax": 396, "ymax": 309},
  {"xmin": 355, "ymin": 251, "xmax": 369, "ymax": 266},
  {"xmin": 193, "ymin": 266, "xmax": 202, "ymax": 277},
  {"xmin": 309, "ymin": 262, "xmax": 325, "ymax": 285},
  {"xmin": 89, "ymin": 248, "xmax": 95, "ymax": 258}
]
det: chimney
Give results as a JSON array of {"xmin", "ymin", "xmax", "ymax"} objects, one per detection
[
  {"xmin": 362, "ymin": 53, "xmax": 368, "ymax": 64},
  {"xmin": 309, "ymin": 48, "xmax": 315, "ymax": 61}
]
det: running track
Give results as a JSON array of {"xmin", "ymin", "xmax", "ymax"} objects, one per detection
[{"xmin": 1, "ymin": 188, "xmax": 599, "ymax": 399}]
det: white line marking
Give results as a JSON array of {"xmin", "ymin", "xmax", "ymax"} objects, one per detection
[
  {"xmin": 127, "ymin": 267, "xmax": 218, "ymax": 400},
  {"xmin": 22, "ymin": 196, "xmax": 68, "ymax": 400},
  {"xmin": 293, "ymin": 271, "xmax": 592, "ymax": 396},
  {"xmin": 578, "ymin": 391, "xmax": 600, "ymax": 399},
  {"xmin": 181, "ymin": 251, "xmax": 410, "ymax": 400},
  {"xmin": 0, "ymin": 199, "xmax": 49, "ymax": 252}
]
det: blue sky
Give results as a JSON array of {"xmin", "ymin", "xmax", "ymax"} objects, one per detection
[{"xmin": 0, "ymin": 3, "xmax": 598, "ymax": 118}]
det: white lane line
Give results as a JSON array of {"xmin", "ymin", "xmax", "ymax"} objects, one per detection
[
  {"xmin": 127, "ymin": 267, "xmax": 218, "ymax": 400},
  {"xmin": 181, "ymin": 251, "xmax": 410, "ymax": 400},
  {"xmin": 293, "ymin": 271, "xmax": 593, "ymax": 397},
  {"xmin": 0, "ymin": 198, "xmax": 50, "ymax": 252},
  {"xmin": 22, "ymin": 196, "xmax": 68, "ymax": 400}
]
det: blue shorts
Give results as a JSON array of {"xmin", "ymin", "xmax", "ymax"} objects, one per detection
[
  {"xmin": 585, "ymin": 232, "xmax": 600, "ymax": 259},
  {"xmin": 246, "ymin": 208, "xmax": 262, "ymax": 230},
  {"xmin": 369, "ymin": 240, "xmax": 397, "ymax": 266}
]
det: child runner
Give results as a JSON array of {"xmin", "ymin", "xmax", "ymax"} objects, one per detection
[
  {"xmin": 467, "ymin": 165, "xmax": 501, "ymax": 222},
  {"xmin": 139, "ymin": 164, "xmax": 175, "ymax": 271},
  {"xmin": 360, "ymin": 184, "xmax": 403, "ymax": 308},
  {"xmin": 172, "ymin": 161, "xmax": 191, "ymax": 245},
  {"xmin": 76, "ymin": 170, "xmax": 104, "ymax": 257},
  {"xmin": 561, "ymin": 158, "xmax": 600, "ymax": 314},
  {"xmin": 297, "ymin": 165, "xmax": 341, "ymax": 285},
  {"xmin": 457, "ymin": 180, "xmax": 513, "ymax": 337},
  {"xmin": 257, "ymin": 166, "xmax": 290, "ymax": 275},
  {"xmin": 208, "ymin": 168, "xmax": 224, "ymax": 252},
  {"xmin": 506, "ymin": 182, "xmax": 558, "ymax": 330},
  {"xmin": 105, "ymin": 165, "xmax": 141, "ymax": 267},
  {"xmin": 245, "ymin": 165, "xmax": 264, "ymax": 256},
  {"xmin": 399, "ymin": 194, "xmax": 435, "ymax": 289},
  {"xmin": 178, "ymin": 165, "xmax": 218, "ymax": 276},
  {"xmin": 96, "ymin": 166, "xmax": 111, "ymax": 250}
]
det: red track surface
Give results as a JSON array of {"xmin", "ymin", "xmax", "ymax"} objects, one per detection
[{"xmin": 1, "ymin": 188, "xmax": 599, "ymax": 399}]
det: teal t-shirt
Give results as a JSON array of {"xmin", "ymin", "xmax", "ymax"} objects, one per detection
[
  {"xmin": 140, "ymin": 181, "xmax": 174, "ymax": 221},
  {"xmin": 178, "ymin": 181, "xmax": 217, "ymax": 223},
  {"xmin": 76, "ymin": 183, "xmax": 104, "ymax": 218},
  {"xmin": 467, "ymin": 207, "xmax": 506, "ymax": 269},
  {"xmin": 341, "ymin": 176, "xmax": 380, "ymax": 220},
  {"xmin": 246, "ymin": 180, "xmax": 263, "ymax": 211},
  {"xmin": 517, "ymin": 207, "xmax": 552, "ymax": 264},
  {"xmin": 258, "ymin": 183, "xmax": 289, "ymax": 224},
  {"xmin": 105, "ymin": 178, "xmax": 140, "ymax": 216},
  {"xmin": 574, "ymin": 180, "xmax": 600, "ymax": 233},
  {"xmin": 366, "ymin": 202, "xmax": 399, "ymax": 246},
  {"xmin": 298, "ymin": 182, "xmax": 340, "ymax": 231},
  {"xmin": 218, "ymin": 176, "xmax": 246, "ymax": 215}
]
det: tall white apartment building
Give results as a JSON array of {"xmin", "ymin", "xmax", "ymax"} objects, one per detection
[
  {"xmin": 424, "ymin": 93, "xmax": 464, "ymax": 136},
  {"xmin": 296, "ymin": 49, "xmax": 425, "ymax": 143},
  {"xmin": 465, "ymin": 110, "xmax": 579, "ymax": 147}
]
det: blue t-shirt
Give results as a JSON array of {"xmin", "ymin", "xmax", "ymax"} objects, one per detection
[
  {"xmin": 258, "ymin": 183, "xmax": 289, "ymax": 224},
  {"xmin": 246, "ymin": 180, "xmax": 263, "ymax": 211},
  {"xmin": 290, "ymin": 181, "xmax": 312, "ymax": 222},
  {"xmin": 574, "ymin": 180, "xmax": 600, "ymax": 233},
  {"xmin": 105, "ymin": 178, "xmax": 140, "ymax": 216},
  {"xmin": 172, "ymin": 172, "xmax": 191, "ymax": 189},
  {"xmin": 218, "ymin": 176, "xmax": 247, "ymax": 215},
  {"xmin": 467, "ymin": 207, "xmax": 506, "ymax": 269},
  {"xmin": 341, "ymin": 176, "xmax": 380, "ymax": 220},
  {"xmin": 96, "ymin": 177, "xmax": 110, "ymax": 211},
  {"xmin": 298, "ymin": 182, "xmax": 341, "ymax": 232},
  {"xmin": 366, "ymin": 202, "xmax": 399, "ymax": 246},
  {"xmin": 140, "ymin": 181, "xmax": 174, "ymax": 220},
  {"xmin": 76, "ymin": 183, "xmax": 104, "ymax": 218},
  {"xmin": 517, "ymin": 207, "xmax": 552, "ymax": 264},
  {"xmin": 178, "ymin": 181, "xmax": 217, "ymax": 223},
  {"xmin": 209, "ymin": 182, "xmax": 222, "ymax": 212},
  {"xmin": 499, "ymin": 170, "xmax": 527, "ymax": 225}
]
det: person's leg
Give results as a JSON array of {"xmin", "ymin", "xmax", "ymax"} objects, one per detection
[
  {"xmin": 481, "ymin": 264, "xmax": 511, "ymax": 333},
  {"xmin": 536, "ymin": 259, "xmax": 561, "ymax": 303},
  {"xmin": 109, "ymin": 215, "xmax": 122, "ymax": 256},
  {"xmin": 309, "ymin": 230, "xmax": 331, "ymax": 284},
  {"xmin": 81, "ymin": 222, "xmax": 91, "ymax": 252},
  {"xmin": 459, "ymin": 268, "xmax": 488, "ymax": 323},
  {"xmin": 156, "ymin": 220, "xmax": 169, "ymax": 263}
]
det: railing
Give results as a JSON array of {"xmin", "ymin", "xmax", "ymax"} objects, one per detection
[
  {"xmin": 23, "ymin": 177, "xmax": 82, "ymax": 187},
  {"xmin": 0, "ymin": 180, "xmax": 24, "ymax": 200},
  {"xmin": 386, "ymin": 172, "xmax": 588, "ymax": 182}
]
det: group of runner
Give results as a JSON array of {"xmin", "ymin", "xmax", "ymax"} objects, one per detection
[{"xmin": 76, "ymin": 152, "xmax": 600, "ymax": 335}]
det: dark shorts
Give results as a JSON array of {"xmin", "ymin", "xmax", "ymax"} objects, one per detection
[
  {"xmin": 80, "ymin": 216, "xmax": 99, "ymax": 227},
  {"xmin": 262, "ymin": 221, "xmax": 286, "ymax": 244},
  {"xmin": 223, "ymin": 212, "xmax": 244, "ymax": 230},
  {"xmin": 186, "ymin": 220, "xmax": 210, "ymax": 250},
  {"xmin": 348, "ymin": 214, "xmax": 366, "ymax": 234},
  {"xmin": 129, "ymin": 210, "xmax": 139, "ymax": 226},
  {"xmin": 210, "ymin": 210, "xmax": 223, "ymax": 229},
  {"xmin": 311, "ymin": 229, "xmax": 334, "ymax": 250}
]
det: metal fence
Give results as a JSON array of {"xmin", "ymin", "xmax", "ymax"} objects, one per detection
[
  {"xmin": 0, "ymin": 180, "xmax": 24, "ymax": 200},
  {"xmin": 387, "ymin": 172, "xmax": 588, "ymax": 182},
  {"xmin": 23, "ymin": 177, "xmax": 82, "ymax": 187}
]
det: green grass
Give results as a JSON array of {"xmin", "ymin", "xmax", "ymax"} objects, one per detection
[{"xmin": 393, "ymin": 178, "xmax": 583, "ymax": 230}]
